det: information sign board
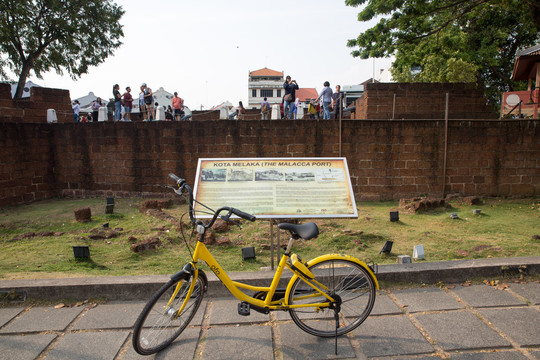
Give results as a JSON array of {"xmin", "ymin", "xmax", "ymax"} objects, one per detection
[{"xmin": 193, "ymin": 158, "xmax": 357, "ymax": 219}]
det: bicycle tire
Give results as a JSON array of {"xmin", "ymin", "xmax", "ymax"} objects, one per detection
[
  {"xmin": 288, "ymin": 258, "xmax": 375, "ymax": 338},
  {"xmin": 132, "ymin": 271, "xmax": 206, "ymax": 355}
]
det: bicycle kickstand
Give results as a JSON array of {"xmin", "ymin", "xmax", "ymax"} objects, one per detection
[{"xmin": 334, "ymin": 306, "xmax": 340, "ymax": 355}]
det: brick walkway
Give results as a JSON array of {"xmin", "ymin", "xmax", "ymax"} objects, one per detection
[{"xmin": 1, "ymin": 282, "xmax": 539, "ymax": 359}]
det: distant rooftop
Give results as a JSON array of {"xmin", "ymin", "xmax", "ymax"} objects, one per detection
[
  {"xmin": 296, "ymin": 88, "xmax": 318, "ymax": 102},
  {"xmin": 512, "ymin": 43, "xmax": 540, "ymax": 81},
  {"xmin": 516, "ymin": 43, "xmax": 540, "ymax": 57},
  {"xmin": 249, "ymin": 68, "xmax": 283, "ymax": 77}
]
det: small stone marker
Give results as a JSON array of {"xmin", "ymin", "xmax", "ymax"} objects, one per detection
[
  {"xmin": 397, "ymin": 255, "xmax": 412, "ymax": 264},
  {"xmin": 450, "ymin": 212, "xmax": 458, "ymax": 219},
  {"xmin": 74, "ymin": 207, "xmax": 91, "ymax": 222},
  {"xmin": 413, "ymin": 244, "xmax": 425, "ymax": 260},
  {"xmin": 473, "ymin": 209, "xmax": 482, "ymax": 215}
]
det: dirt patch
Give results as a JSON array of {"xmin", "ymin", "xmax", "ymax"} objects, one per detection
[
  {"xmin": 472, "ymin": 245, "xmax": 502, "ymax": 252},
  {"xmin": 213, "ymin": 219, "xmax": 230, "ymax": 233},
  {"xmin": 139, "ymin": 199, "xmax": 172, "ymax": 213},
  {"xmin": 130, "ymin": 236, "xmax": 162, "ymax": 252},
  {"xmin": 399, "ymin": 197, "xmax": 447, "ymax": 213}
]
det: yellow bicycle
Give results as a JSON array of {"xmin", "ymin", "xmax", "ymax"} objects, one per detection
[{"xmin": 132, "ymin": 173, "xmax": 378, "ymax": 355}]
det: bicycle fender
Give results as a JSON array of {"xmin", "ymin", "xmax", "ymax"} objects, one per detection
[{"xmin": 284, "ymin": 254, "xmax": 379, "ymax": 305}]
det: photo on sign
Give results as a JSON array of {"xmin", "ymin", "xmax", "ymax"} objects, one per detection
[
  {"xmin": 285, "ymin": 170, "xmax": 315, "ymax": 182},
  {"xmin": 316, "ymin": 168, "xmax": 345, "ymax": 181},
  {"xmin": 228, "ymin": 168, "xmax": 253, "ymax": 181},
  {"xmin": 255, "ymin": 169, "xmax": 284, "ymax": 181},
  {"xmin": 201, "ymin": 169, "xmax": 227, "ymax": 182}
]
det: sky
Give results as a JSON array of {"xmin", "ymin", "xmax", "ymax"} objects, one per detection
[{"xmin": 28, "ymin": 0, "xmax": 394, "ymax": 109}]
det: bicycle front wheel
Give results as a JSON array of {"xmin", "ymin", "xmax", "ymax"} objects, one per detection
[
  {"xmin": 132, "ymin": 272, "xmax": 206, "ymax": 355},
  {"xmin": 288, "ymin": 259, "xmax": 375, "ymax": 337}
]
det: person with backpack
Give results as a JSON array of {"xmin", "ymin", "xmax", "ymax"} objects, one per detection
[{"xmin": 261, "ymin": 97, "xmax": 270, "ymax": 120}]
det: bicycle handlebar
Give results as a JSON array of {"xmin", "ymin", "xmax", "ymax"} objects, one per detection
[
  {"xmin": 230, "ymin": 207, "xmax": 257, "ymax": 222},
  {"xmin": 168, "ymin": 173, "xmax": 185, "ymax": 187},
  {"xmin": 168, "ymin": 173, "xmax": 256, "ymax": 227}
]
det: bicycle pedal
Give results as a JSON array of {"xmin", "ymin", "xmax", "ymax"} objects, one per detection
[{"xmin": 238, "ymin": 301, "xmax": 250, "ymax": 316}]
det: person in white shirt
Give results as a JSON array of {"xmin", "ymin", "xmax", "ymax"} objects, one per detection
[{"xmin": 72, "ymin": 100, "xmax": 80, "ymax": 122}]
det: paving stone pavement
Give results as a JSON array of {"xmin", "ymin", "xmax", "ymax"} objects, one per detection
[{"xmin": 0, "ymin": 282, "xmax": 538, "ymax": 359}]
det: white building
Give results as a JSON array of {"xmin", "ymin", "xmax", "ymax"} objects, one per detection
[
  {"xmin": 248, "ymin": 68, "xmax": 284, "ymax": 109},
  {"xmin": 152, "ymin": 87, "xmax": 174, "ymax": 109},
  {"xmin": 10, "ymin": 81, "xmax": 41, "ymax": 98},
  {"xmin": 73, "ymin": 91, "xmax": 109, "ymax": 112}
]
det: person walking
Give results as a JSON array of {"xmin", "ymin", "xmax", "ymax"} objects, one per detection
[
  {"xmin": 261, "ymin": 97, "xmax": 270, "ymax": 120},
  {"xmin": 318, "ymin": 81, "xmax": 333, "ymax": 120},
  {"xmin": 172, "ymin": 92, "xmax": 184, "ymax": 121},
  {"xmin": 91, "ymin": 97, "xmax": 102, "ymax": 122},
  {"xmin": 113, "ymin": 84, "xmax": 122, "ymax": 121},
  {"xmin": 122, "ymin": 87, "xmax": 133, "ymax": 121},
  {"xmin": 283, "ymin": 75, "xmax": 299, "ymax": 120},
  {"xmin": 332, "ymin": 85, "xmax": 344, "ymax": 119}
]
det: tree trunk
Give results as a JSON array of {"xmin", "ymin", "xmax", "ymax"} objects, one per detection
[{"xmin": 14, "ymin": 60, "xmax": 33, "ymax": 100}]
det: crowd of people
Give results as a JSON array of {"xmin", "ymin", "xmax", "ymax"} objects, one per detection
[
  {"xmin": 260, "ymin": 76, "xmax": 345, "ymax": 120},
  {"xmin": 71, "ymin": 83, "xmax": 185, "ymax": 122},
  {"xmin": 71, "ymin": 77, "xmax": 346, "ymax": 122}
]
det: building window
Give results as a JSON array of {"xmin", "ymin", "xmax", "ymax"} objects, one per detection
[
  {"xmin": 277, "ymin": 90, "xmax": 281, "ymax": 98},
  {"xmin": 261, "ymin": 89, "xmax": 273, "ymax": 98},
  {"xmin": 252, "ymin": 89, "xmax": 257, "ymax": 98}
]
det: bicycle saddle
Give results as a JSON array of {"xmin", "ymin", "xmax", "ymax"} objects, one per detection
[{"xmin": 278, "ymin": 222, "xmax": 319, "ymax": 240}]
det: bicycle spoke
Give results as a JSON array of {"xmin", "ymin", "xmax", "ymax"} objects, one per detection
[{"xmin": 288, "ymin": 259, "xmax": 375, "ymax": 338}]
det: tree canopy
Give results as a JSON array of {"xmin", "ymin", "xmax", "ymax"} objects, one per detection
[
  {"xmin": 346, "ymin": 0, "xmax": 540, "ymax": 104},
  {"xmin": 0, "ymin": 0, "xmax": 124, "ymax": 99}
]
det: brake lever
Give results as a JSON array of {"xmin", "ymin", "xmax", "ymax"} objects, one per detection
[
  {"xmin": 220, "ymin": 215, "xmax": 242, "ymax": 229},
  {"xmin": 163, "ymin": 184, "xmax": 183, "ymax": 196}
]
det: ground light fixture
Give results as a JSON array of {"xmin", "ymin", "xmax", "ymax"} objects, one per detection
[
  {"xmin": 106, "ymin": 197, "xmax": 115, "ymax": 214},
  {"xmin": 379, "ymin": 241, "xmax": 393, "ymax": 254},
  {"xmin": 73, "ymin": 245, "xmax": 90, "ymax": 259},
  {"xmin": 242, "ymin": 246, "xmax": 256, "ymax": 260}
]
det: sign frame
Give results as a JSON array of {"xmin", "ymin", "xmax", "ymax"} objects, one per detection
[{"xmin": 193, "ymin": 157, "xmax": 358, "ymax": 219}]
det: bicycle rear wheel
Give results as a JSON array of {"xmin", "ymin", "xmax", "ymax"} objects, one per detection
[
  {"xmin": 132, "ymin": 272, "xmax": 206, "ymax": 355},
  {"xmin": 288, "ymin": 259, "xmax": 375, "ymax": 337}
]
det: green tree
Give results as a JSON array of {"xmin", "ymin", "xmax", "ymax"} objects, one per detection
[
  {"xmin": 0, "ymin": 0, "xmax": 124, "ymax": 99},
  {"xmin": 346, "ymin": 0, "xmax": 539, "ymax": 104}
]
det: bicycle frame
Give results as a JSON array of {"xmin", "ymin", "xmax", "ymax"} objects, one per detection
[
  {"xmin": 174, "ymin": 237, "xmax": 379, "ymax": 314},
  {"xmin": 177, "ymin": 239, "xmax": 334, "ymax": 311}
]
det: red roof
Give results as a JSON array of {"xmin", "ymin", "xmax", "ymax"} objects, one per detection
[
  {"xmin": 295, "ymin": 88, "xmax": 318, "ymax": 102},
  {"xmin": 511, "ymin": 44, "xmax": 540, "ymax": 81},
  {"xmin": 249, "ymin": 68, "xmax": 283, "ymax": 77}
]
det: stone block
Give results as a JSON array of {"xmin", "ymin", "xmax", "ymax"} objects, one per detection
[{"xmin": 74, "ymin": 207, "xmax": 91, "ymax": 222}]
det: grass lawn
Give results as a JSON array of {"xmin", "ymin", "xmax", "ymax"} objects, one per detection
[{"xmin": 0, "ymin": 197, "xmax": 539, "ymax": 280}]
